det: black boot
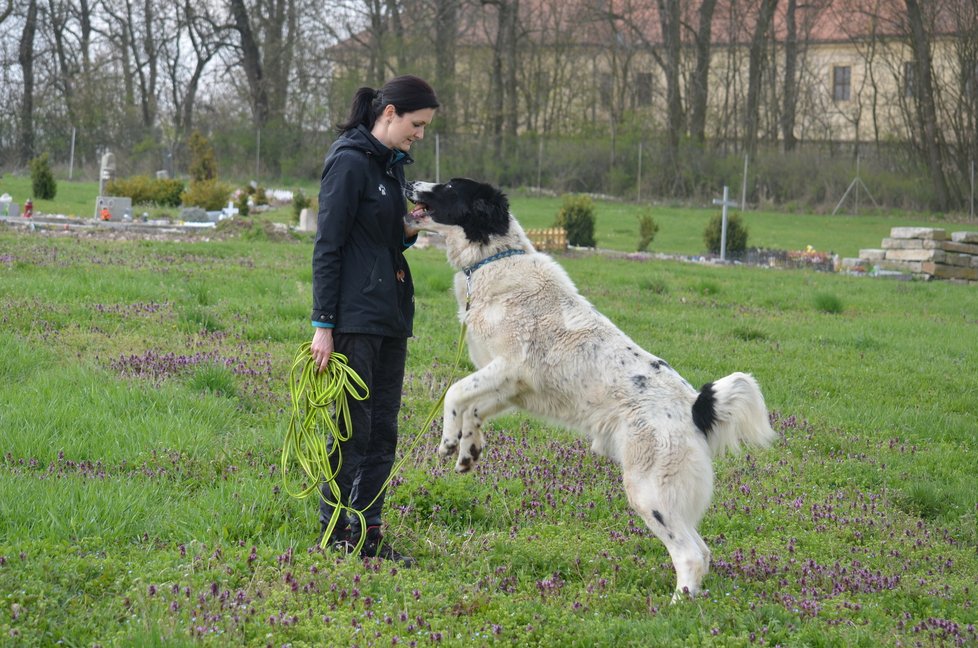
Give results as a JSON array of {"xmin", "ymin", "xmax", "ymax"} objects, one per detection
[
  {"xmin": 319, "ymin": 525, "xmax": 356, "ymax": 554},
  {"xmin": 358, "ymin": 526, "xmax": 415, "ymax": 567}
]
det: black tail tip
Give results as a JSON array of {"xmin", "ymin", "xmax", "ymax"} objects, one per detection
[{"xmin": 692, "ymin": 382, "xmax": 716, "ymax": 436}]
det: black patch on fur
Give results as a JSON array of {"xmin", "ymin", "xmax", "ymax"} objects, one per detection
[
  {"xmin": 411, "ymin": 178, "xmax": 510, "ymax": 245},
  {"xmin": 631, "ymin": 374, "xmax": 648, "ymax": 390},
  {"xmin": 692, "ymin": 382, "xmax": 717, "ymax": 437},
  {"xmin": 650, "ymin": 361, "xmax": 661, "ymax": 371},
  {"xmin": 652, "ymin": 510, "xmax": 666, "ymax": 527},
  {"xmin": 470, "ymin": 444, "xmax": 481, "ymax": 461}
]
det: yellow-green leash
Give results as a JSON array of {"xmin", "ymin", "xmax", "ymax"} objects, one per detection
[{"xmin": 282, "ymin": 324, "xmax": 468, "ymax": 555}]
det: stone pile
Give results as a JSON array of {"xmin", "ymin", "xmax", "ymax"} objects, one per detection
[{"xmin": 854, "ymin": 227, "xmax": 978, "ymax": 281}]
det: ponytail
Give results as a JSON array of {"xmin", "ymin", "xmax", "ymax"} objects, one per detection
[{"xmin": 334, "ymin": 75, "xmax": 440, "ymax": 133}]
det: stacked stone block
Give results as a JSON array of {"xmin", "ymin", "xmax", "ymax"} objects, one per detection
[{"xmin": 856, "ymin": 228, "xmax": 978, "ymax": 281}]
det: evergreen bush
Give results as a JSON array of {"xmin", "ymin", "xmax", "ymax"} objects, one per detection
[
  {"xmin": 292, "ymin": 189, "xmax": 311, "ymax": 224},
  {"xmin": 188, "ymin": 131, "xmax": 218, "ymax": 182},
  {"xmin": 554, "ymin": 194, "xmax": 597, "ymax": 247},
  {"xmin": 181, "ymin": 179, "xmax": 232, "ymax": 211},
  {"xmin": 703, "ymin": 212, "xmax": 749, "ymax": 255},
  {"xmin": 637, "ymin": 211, "xmax": 659, "ymax": 252},
  {"xmin": 105, "ymin": 176, "xmax": 184, "ymax": 206},
  {"xmin": 30, "ymin": 153, "xmax": 57, "ymax": 200}
]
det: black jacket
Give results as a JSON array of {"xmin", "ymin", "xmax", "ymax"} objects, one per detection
[{"xmin": 311, "ymin": 125, "xmax": 417, "ymax": 337}]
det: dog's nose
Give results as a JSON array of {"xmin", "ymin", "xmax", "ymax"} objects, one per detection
[{"xmin": 403, "ymin": 182, "xmax": 417, "ymax": 198}]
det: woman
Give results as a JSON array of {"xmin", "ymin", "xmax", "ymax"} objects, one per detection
[{"xmin": 310, "ymin": 75, "xmax": 439, "ymax": 565}]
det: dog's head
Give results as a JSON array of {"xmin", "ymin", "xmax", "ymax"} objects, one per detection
[{"xmin": 406, "ymin": 178, "xmax": 510, "ymax": 245}]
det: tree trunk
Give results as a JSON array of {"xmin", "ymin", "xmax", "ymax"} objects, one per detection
[
  {"xmin": 434, "ymin": 0, "xmax": 459, "ymax": 133},
  {"xmin": 781, "ymin": 0, "xmax": 798, "ymax": 151},
  {"xmin": 656, "ymin": 0, "xmax": 683, "ymax": 188},
  {"xmin": 689, "ymin": 0, "xmax": 717, "ymax": 144},
  {"xmin": 744, "ymin": 0, "xmax": 779, "ymax": 159},
  {"xmin": 229, "ymin": 0, "xmax": 270, "ymax": 127},
  {"xmin": 18, "ymin": 0, "xmax": 38, "ymax": 166},
  {"xmin": 904, "ymin": 0, "xmax": 951, "ymax": 211}
]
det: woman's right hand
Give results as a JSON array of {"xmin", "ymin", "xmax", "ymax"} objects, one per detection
[{"xmin": 310, "ymin": 326, "xmax": 334, "ymax": 373}]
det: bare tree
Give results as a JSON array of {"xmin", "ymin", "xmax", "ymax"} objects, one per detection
[
  {"xmin": 1, "ymin": 0, "xmax": 15, "ymax": 25},
  {"xmin": 433, "ymin": 0, "xmax": 460, "ymax": 132},
  {"xmin": 99, "ymin": 0, "xmax": 166, "ymax": 131},
  {"xmin": 18, "ymin": 0, "xmax": 38, "ymax": 165},
  {"xmin": 689, "ymin": 0, "xmax": 718, "ymax": 144},
  {"xmin": 482, "ymin": 0, "xmax": 520, "ymax": 153},
  {"xmin": 744, "ymin": 0, "xmax": 779, "ymax": 159},
  {"xmin": 166, "ymin": 3, "xmax": 223, "ymax": 144},
  {"xmin": 904, "ymin": 0, "xmax": 950, "ymax": 210}
]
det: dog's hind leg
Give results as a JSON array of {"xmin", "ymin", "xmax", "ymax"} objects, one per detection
[
  {"xmin": 623, "ymin": 439, "xmax": 714, "ymax": 602},
  {"xmin": 441, "ymin": 359, "xmax": 520, "ymax": 472}
]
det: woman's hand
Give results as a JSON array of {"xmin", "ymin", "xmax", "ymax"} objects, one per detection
[
  {"xmin": 403, "ymin": 219, "xmax": 422, "ymax": 238},
  {"xmin": 310, "ymin": 326, "xmax": 334, "ymax": 373}
]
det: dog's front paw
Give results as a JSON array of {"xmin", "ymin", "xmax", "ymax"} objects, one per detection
[
  {"xmin": 438, "ymin": 437, "xmax": 458, "ymax": 457},
  {"xmin": 454, "ymin": 454, "xmax": 474, "ymax": 473}
]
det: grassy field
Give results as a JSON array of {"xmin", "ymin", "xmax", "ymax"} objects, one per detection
[{"xmin": 1, "ymin": 185, "xmax": 977, "ymax": 646}]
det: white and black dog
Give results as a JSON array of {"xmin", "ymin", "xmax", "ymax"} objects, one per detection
[{"xmin": 406, "ymin": 178, "xmax": 776, "ymax": 600}]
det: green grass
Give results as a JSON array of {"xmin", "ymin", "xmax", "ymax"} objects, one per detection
[{"xmin": 1, "ymin": 210, "xmax": 977, "ymax": 646}]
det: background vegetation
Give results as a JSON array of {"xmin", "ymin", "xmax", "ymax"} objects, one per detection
[
  {"xmin": 1, "ymin": 2, "xmax": 976, "ymax": 213},
  {"xmin": 1, "ymin": 187, "xmax": 976, "ymax": 644}
]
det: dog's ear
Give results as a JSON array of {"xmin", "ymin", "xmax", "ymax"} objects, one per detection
[{"xmin": 461, "ymin": 186, "xmax": 510, "ymax": 245}]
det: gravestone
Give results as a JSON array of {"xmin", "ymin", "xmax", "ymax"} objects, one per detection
[
  {"xmin": 299, "ymin": 208, "xmax": 316, "ymax": 233},
  {"xmin": 94, "ymin": 195, "xmax": 132, "ymax": 221}
]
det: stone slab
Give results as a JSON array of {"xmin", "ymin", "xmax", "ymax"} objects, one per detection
[
  {"xmin": 890, "ymin": 227, "xmax": 947, "ymax": 241},
  {"xmin": 921, "ymin": 262, "xmax": 978, "ymax": 281},
  {"xmin": 880, "ymin": 259, "xmax": 923, "ymax": 273},
  {"xmin": 884, "ymin": 248, "xmax": 946, "ymax": 262},
  {"xmin": 859, "ymin": 249, "xmax": 886, "ymax": 261},
  {"xmin": 882, "ymin": 238, "xmax": 942, "ymax": 250},
  {"xmin": 942, "ymin": 253, "xmax": 972, "ymax": 267},
  {"xmin": 951, "ymin": 231, "xmax": 978, "ymax": 243},
  {"xmin": 941, "ymin": 240, "xmax": 978, "ymax": 256}
]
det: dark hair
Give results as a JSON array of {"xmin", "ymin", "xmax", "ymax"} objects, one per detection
[{"xmin": 335, "ymin": 75, "xmax": 440, "ymax": 133}]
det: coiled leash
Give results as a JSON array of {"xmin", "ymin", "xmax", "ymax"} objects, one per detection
[{"xmin": 282, "ymin": 325, "xmax": 468, "ymax": 555}]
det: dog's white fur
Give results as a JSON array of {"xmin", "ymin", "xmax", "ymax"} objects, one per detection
[{"xmin": 409, "ymin": 180, "xmax": 776, "ymax": 600}]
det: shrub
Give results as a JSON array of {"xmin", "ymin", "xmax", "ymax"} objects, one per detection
[
  {"xmin": 105, "ymin": 176, "xmax": 184, "ymax": 206},
  {"xmin": 554, "ymin": 194, "xmax": 596, "ymax": 247},
  {"xmin": 703, "ymin": 212, "xmax": 749, "ymax": 255},
  {"xmin": 30, "ymin": 153, "xmax": 57, "ymax": 200},
  {"xmin": 636, "ymin": 210, "xmax": 659, "ymax": 252},
  {"xmin": 181, "ymin": 179, "xmax": 232, "ymax": 211},
  {"xmin": 188, "ymin": 130, "xmax": 218, "ymax": 182},
  {"xmin": 235, "ymin": 190, "xmax": 250, "ymax": 217},
  {"xmin": 292, "ymin": 189, "xmax": 312, "ymax": 223}
]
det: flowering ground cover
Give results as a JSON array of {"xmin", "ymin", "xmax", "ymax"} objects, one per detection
[{"xmin": 0, "ymin": 228, "xmax": 975, "ymax": 646}]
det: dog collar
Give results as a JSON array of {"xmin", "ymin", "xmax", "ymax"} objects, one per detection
[
  {"xmin": 462, "ymin": 249, "xmax": 526, "ymax": 277},
  {"xmin": 462, "ymin": 249, "xmax": 526, "ymax": 312}
]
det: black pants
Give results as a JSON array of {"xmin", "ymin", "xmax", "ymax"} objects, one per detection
[{"xmin": 319, "ymin": 333, "xmax": 407, "ymax": 534}]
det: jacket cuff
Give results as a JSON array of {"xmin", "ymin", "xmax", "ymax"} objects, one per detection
[
  {"xmin": 403, "ymin": 233, "xmax": 418, "ymax": 249},
  {"xmin": 311, "ymin": 310, "xmax": 336, "ymax": 326}
]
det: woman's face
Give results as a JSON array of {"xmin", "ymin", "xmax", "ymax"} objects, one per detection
[{"xmin": 374, "ymin": 106, "xmax": 436, "ymax": 152}]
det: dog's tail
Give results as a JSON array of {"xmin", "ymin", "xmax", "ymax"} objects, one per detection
[{"xmin": 692, "ymin": 372, "xmax": 776, "ymax": 458}]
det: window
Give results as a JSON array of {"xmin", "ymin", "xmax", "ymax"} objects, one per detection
[
  {"xmin": 903, "ymin": 61, "xmax": 915, "ymax": 98},
  {"xmin": 635, "ymin": 72, "xmax": 653, "ymax": 107},
  {"xmin": 833, "ymin": 66, "xmax": 851, "ymax": 101}
]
